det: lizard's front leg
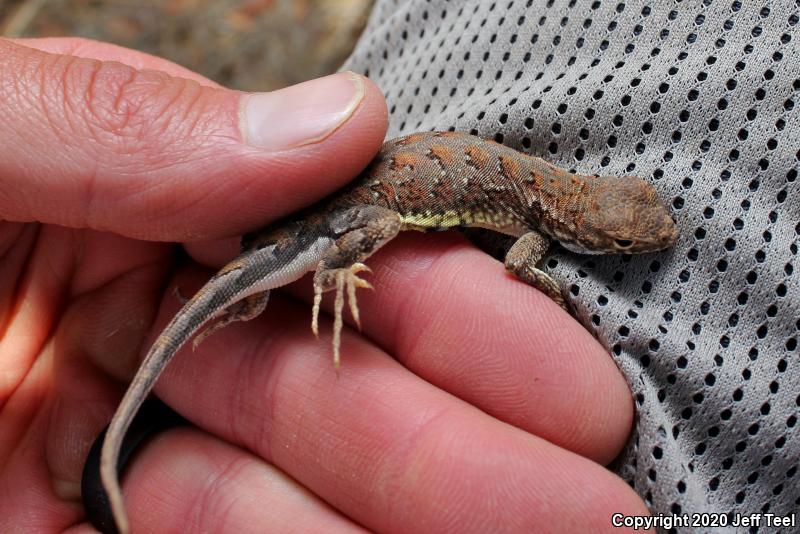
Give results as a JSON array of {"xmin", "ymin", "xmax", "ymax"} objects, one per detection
[
  {"xmin": 312, "ymin": 205, "xmax": 402, "ymax": 367},
  {"xmin": 504, "ymin": 230, "xmax": 568, "ymax": 310}
]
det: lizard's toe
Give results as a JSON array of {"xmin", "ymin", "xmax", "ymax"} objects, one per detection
[{"xmin": 311, "ymin": 263, "xmax": 376, "ymax": 366}]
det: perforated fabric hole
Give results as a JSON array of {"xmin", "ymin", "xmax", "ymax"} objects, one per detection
[{"xmin": 345, "ymin": 0, "xmax": 799, "ymax": 527}]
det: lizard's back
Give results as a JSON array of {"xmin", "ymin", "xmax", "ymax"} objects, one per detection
[
  {"xmin": 332, "ymin": 130, "xmax": 606, "ymax": 239},
  {"xmin": 333, "ymin": 131, "xmax": 559, "ymax": 234}
]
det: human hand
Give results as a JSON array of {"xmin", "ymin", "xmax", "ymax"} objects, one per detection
[{"xmin": 0, "ymin": 37, "xmax": 650, "ymax": 532}]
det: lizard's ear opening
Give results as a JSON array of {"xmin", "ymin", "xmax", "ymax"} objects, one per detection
[{"xmin": 614, "ymin": 238, "xmax": 634, "ymax": 249}]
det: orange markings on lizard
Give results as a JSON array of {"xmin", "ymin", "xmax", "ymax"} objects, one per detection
[
  {"xmin": 427, "ymin": 144, "xmax": 457, "ymax": 166},
  {"xmin": 465, "ymin": 145, "xmax": 491, "ymax": 169},
  {"xmin": 499, "ymin": 154, "xmax": 523, "ymax": 181},
  {"xmin": 390, "ymin": 151, "xmax": 420, "ymax": 171}
]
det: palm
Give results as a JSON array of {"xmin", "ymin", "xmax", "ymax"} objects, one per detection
[
  {"xmin": 1, "ymin": 221, "xmax": 647, "ymax": 532},
  {"xmin": 0, "ymin": 224, "xmax": 167, "ymax": 529}
]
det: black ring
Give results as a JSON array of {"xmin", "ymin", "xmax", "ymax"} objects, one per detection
[{"xmin": 81, "ymin": 397, "xmax": 186, "ymax": 534}]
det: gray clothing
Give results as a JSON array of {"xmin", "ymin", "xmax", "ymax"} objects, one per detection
[{"xmin": 344, "ymin": 0, "xmax": 799, "ymax": 530}]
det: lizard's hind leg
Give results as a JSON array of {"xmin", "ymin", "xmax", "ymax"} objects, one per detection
[
  {"xmin": 312, "ymin": 205, "xmax": 402, "ymax": 367},
  {"xmin": 192, "ymin": 290, "xmax": 270, "ymax": 349}
]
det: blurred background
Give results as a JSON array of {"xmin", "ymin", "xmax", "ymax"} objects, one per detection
[{"xmin": 0, "ymin": 0, "xmax": 373, "ymax": 90}]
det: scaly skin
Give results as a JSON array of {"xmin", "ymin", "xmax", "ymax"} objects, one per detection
[
  {"xmin": 93, "ymin": 131, "xmax": 678, "ymax": 534},
  {"xmin": 335, "ymin": 131, "xmax": 677, "ymax": 253}
]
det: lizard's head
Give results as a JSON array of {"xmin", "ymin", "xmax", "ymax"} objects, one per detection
[{"xmin": 561, "ymin": 176, "xmax": 679, "ymax": 254}]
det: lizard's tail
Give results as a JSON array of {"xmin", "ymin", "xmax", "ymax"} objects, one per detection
[
  {"xmin": 98, "ymin": 271, "xmax": 249, "ymax": 534},
  {"xmin": 97, "ymin": 222, "xmax": 336, "ymax": 533}
]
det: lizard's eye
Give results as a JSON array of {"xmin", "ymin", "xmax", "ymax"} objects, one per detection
[{"xmin": 615, "ymin": 239, "xmax": 634, "ymax": 249}]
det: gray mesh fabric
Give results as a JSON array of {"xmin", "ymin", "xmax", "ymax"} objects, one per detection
[{"xmin": 344, "ymin": 0, "xmax": 799, "ymax": 529}]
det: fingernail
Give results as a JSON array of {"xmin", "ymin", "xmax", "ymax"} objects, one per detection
[{"xmin": 241, "ymin": 72, "xmax": 365, "ymax": 150}]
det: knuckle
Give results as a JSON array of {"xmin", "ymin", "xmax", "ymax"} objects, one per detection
[
  {"xmin": 83, "ymin": 62, "xmax": 148, "ymax": 143},
  {"xmin": 80, "ymin": 62, "xmax": 166, "ymax": 146},
  {"xmin": 1, "ymin": 41, "xmax": 219, "ymax": 165},
  {"xmin": 66, "ymin": 58, "xmax": 208, "ymax": 158}
]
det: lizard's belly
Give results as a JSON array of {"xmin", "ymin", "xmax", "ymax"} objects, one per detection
[{"xmin": 399, "ymin": 209, "xmax": 528, "ymax": 236}]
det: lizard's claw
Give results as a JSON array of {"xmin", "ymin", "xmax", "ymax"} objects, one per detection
[
  {"xmin": 350, "ymin": 262, "xmax": 372, "ymax": 275},
  {"xmin": 312, "ymin": 262, "xmax": 374, "ymax": 368},
  {"xmin": 173, "ymin": 285, "xmax": 190, "ymax": 305},
  {"xmin": 192, "ymin": 322, "xmax": 221, "ymax": 350},
  {"xmin": 346, "ymin": 263, "xmax": 374, "ymax": 331}
]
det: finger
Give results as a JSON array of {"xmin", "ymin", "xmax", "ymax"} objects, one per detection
[
  {"xmin": 0, "ymin": 38, "xmax": 388, "ymax": 241},
  {"xmin": 16, "ymin": 37, "xmax": 221, "ymax": 86},
  {"xmin": 153, "ymin": 288, "xmax": 649, "ymax": 533},
  {"xmin": 0, "ymin": 263, "xmax": 158, "ymax": 532},
  {"xmin": 0, "ymin": 231, "xmax": 175, "ymax": 530},
  {"xmin": 288, "ymin": 232, "xmax": 633, "ymax": 464},
  {"xmin": 116, "ymin": 428, "xmax": 366, "ymax": 533}
]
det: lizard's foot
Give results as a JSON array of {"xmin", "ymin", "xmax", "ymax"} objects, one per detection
[
  {"xmin": 192, "ymin": 290, "xmax": 270, "ymax": 350},
  {"xmin": 505, "ymin": 231, "xmax": 570, "ymax": 311},
  {"xmin": 309, "ymin": 204, "xmax": 402, "ymax": 367},
  {"xmin": 312, "ymin": 262, "xmax": 373, "ymax": 368}
]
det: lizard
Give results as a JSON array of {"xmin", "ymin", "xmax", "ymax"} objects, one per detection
[{"xmin": 93, "ymin": 130, "xmax": 679, "ymax": 533}]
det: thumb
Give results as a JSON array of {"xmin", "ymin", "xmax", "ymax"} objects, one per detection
[{"xmin": 0, "ymin": 38, "xmax": 388, "ymax": 241}]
